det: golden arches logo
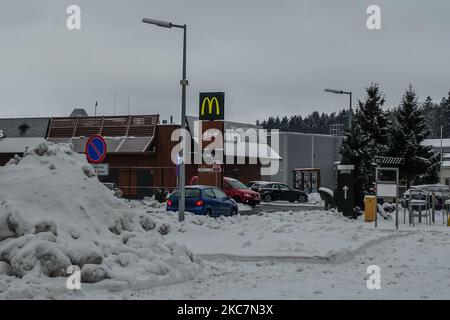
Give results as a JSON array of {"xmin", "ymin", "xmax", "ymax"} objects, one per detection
[{"xmin": 201, "ymin": 97, "xmax": 220, "ymax": 116}]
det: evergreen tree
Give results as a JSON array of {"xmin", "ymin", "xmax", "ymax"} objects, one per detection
[
  {"xmin": 340, "ymin": 119, "xmax": 373, "ymax": 207},
  {"xmin": 280, "ymin": 116, "xmax": 289, "ymax": 132},
  {"xmin": 388, "ymin": 86, "xmax": 438, "ymax": 187},
  {"xmin": 340, "ymin": 83, "xmax": 389, "ymax": 206},
  {"xmin": 356, "ymin": 84, "xmax": 389, "ymax": 153},
  {"xmin": 441, "ymin": 92, "xmax": 450, "ymax": 137}
]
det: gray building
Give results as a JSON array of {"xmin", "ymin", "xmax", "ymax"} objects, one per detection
[
  {"xmin": 263, "ymin": 132, "xmax": 342, "ymax": 190},
  {"xmin": 422, "ymin": 138, "xmax": 450, "ymax": 185}
]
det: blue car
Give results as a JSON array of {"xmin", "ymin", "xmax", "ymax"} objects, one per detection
[{"xmin": 166, "ymin": 185, "xmax": 238, "ymax": 217}]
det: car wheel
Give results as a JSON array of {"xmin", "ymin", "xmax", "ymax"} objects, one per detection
[
  {"xmin": 298, "ymin": 194, "xmax": 307, "ymax": 203},
  {"xmin": 205, "ymin": 208, "xmax": 213, "ymax": 217},
  {"xmin": 263, "ymin": 194, "xmax": 272, "ymax": 202},
  {"xmin": 231, "ymin": 208, "xmax": 238, "ymax": 216},
  {"xmin": 233, "ymin": 196, "xmax": 241, "ymax": 203}
]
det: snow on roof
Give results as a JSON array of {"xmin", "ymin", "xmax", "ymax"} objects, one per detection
[
  {"xmin": 0, "ymin": 117, "xmax": 49, "ymax": 138},
  {"xmin": 192, "ymin": 137, "xmax": 281, "ymax": 160},
  {"xmin": 0, "ymin": 137, "xmax": 46, "ymax": 153}
]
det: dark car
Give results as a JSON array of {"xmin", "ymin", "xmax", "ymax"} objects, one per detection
[
  {"xmin": 249, "ymin": 181, "xmax": 270, "ymax": 192},
  {"xmin": 166, "ymin": 185, "xmax": 238, "ymax": 217},
  {"xmin": 258, "ymin": 183, "xmax": 308, "ymax": 203},
  {"xmin": 247, "ymin": 181, "xmax": 269, "ymax": 189}
]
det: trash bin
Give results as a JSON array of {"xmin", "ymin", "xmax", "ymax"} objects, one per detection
[{"xmin": 364, "ymin": 195, "xmax": 377, "ymax": 222}]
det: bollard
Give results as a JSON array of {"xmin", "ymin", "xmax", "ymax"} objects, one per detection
[{"xmin": 364, "ymin": 195, "xmax": 377, "ymax": 223}]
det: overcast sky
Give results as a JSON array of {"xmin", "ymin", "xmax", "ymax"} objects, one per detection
[{"xmin": 0, "ymin": 0, "xmax": 449, "ymax": 124}]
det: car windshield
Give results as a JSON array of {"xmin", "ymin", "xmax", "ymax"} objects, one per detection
[
  {"xmin": 213, "ymin": 188, "xmax": 228, "ymax": 199},
  {"xmin": 227, "ymin": 179, "xmax": 248, "ymax": 189},
  {"xmin": 171, "ymin": 189, "xmax": 200, "ymax": 198}
]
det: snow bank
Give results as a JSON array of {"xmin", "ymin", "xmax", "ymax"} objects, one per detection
[{"xmin": 0, "ymin": 142, "xmax": 201, "ymax": 297}]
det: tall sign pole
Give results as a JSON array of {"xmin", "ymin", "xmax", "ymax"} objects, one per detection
[
  {"xmin": 179, "ymin": 25, "xmax": 187, "ymax": 222},
  {"xmin": 142, "ymin": 18, "xmax": 188, "ymax": 222}
]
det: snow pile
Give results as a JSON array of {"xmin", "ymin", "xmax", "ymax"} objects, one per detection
[
  {"xmin": 0, "ymin": 142, "xmax": 201, "ymax": 296},
  {"xmin": 307, "ymin": 192, "xmax": 324, "ymax": 205},
  {"xmin": 140, "ymin": 199, "xmax": 405, "ymax": 260}
]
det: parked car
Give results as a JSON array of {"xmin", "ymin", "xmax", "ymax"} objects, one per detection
[
  {"xmin": 258, "ymin": 182, "xmax": 308, "ymax": 203},
  {"xmin": 247, "ymin": 180, "xmax": 269, "ymax": 189},
  {"xmin": 223, "ymin": 177, "xmax": 260, "ymax": 207},
  {"xmin": 402, "ymin": 184, "xmax": 449, "ymax": 210},
  {"xmin": 103, "ymin": 182, "xmax": 123, "ymax": 198},
  {"xmin": 166, "ymin": 185, "xmax": 238, "ymax": 217},
  {"xmin": 189, "ymin": 176, "xmax": 261, "ymax": 207},
  {"xmin": 249, "ymin": 181, "xmax": 270, "ymax": 192}
]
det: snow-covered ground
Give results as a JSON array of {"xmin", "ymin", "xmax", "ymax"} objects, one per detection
[
  {"xmin": 136, "ymin": 203, "xmax": 404, "ymax": 259},
  {"xmin": 0, "ymin": 142, "xmax": 449, "ymax": 299}
]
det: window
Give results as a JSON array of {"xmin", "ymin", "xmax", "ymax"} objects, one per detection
[
  {"xmin": 213, "ymin": 188, "xmax": 228, "ymax": 199},
  {"xmin": 203, "ymin": 188, "xmax": 216, "ymax": 199},
  {"xmin": 172, "ymin": 189, "xmax": 200, "ymax": 198},
  {"xmin": 227, "ymin": 179, "xmax": 248, "ymax": 189},
  {"xmin": 279, "ymin": 184, "xmax": 290, "ymax": 191}
]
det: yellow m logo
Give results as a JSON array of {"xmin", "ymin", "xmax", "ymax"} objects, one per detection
[{"xmin": 201, "ymin": 97, "xmax": 220, "ymax": 116}]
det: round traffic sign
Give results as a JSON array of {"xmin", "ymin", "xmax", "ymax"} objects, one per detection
[{"xmin": 85, "ymin": 134, "xmax": 107, "ymax": 164}]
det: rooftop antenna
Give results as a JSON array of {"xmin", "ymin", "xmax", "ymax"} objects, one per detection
[
  {"xmin": 114, "ymin": 90, "xmax": 117, "ymax": 115},
  {"xmin": 127, "ymin": 93, "xmax": 130, "ymax": 115}
]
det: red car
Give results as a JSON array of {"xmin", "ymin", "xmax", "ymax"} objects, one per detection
[{"xmin": 189, "ymin": 176, "xmax": 260, "ymax": 207}]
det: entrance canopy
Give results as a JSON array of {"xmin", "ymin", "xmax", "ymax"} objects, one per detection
[{"xmin": 0, "ymin": 117, "xmax": 49, "ymax": 153}]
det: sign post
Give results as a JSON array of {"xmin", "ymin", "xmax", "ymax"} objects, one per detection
[
  {"xmin": 199, "ymin": 92, "xmax": 225, "ymax": 121},
  {"xmin": 336, "ymin": 164, "xmax": 355, "ymax": 218},
  {"xmin": 375, "ymin": 167, "xmax": 400, "ymax": 230},
  {"xmin": 197, "ymin": 92, "xmax": 225, "ymax": 189},
  {"xmin": 92, "ymin": 163, "xmax": 109, "ymax": 176}
]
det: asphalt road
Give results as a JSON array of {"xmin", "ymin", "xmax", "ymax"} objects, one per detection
[{"xmin": 239, "ymin": 201, "xmax": 324, "ymax": 215}]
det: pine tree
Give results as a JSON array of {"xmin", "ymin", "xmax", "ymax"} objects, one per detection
[
  {"xmin": 422, "ymin": 96, "xmax": 441, "ymax": 138},
  {"xmin": 280, "ymin": 116, "xmax": 289, "ymax": 132},
  {"xmin": 340, "ymin": 120, "xmax": 372, "ymax": 207},
  {"xmin": 441, "ymin": 92, "xmax": 450, "ymax": 137},
  {"xmin": 340, "ymin": 83, "xmax": 389, "ymax": 206},
  {"xmin": 357, "ymin": 84, "xmax": 389, "ymax": 153},
  {"xmin": 388, "ymin": 85, "xmax": 439, "ymax": 187}
]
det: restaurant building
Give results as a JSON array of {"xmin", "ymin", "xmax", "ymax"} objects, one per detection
[{"xmin": 0, "ymin": 113, "xmax": 273, "ymax": 199}]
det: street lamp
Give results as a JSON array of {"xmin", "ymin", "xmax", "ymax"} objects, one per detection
[
  {"xmin": 325, "ymin": 88, "xmax": 353, "ymax": 130},
  {"xmin": 142, "ymin": 17, "xmax": 188, "ymax": 222}
]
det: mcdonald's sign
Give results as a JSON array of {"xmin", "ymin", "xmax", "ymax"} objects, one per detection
[{"xmin": 199, "ymin": 92, "xmax": 225, "ymax": 120}]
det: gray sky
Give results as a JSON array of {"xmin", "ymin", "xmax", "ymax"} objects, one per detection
[{"xmin": 1, "ymin": 0, "xmax": 449, "ymax": 124}]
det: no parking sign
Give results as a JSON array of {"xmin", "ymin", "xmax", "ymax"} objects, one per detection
[{"xmin": 85, "ymin": 134, "xmax": 107, "ymax": 164}]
